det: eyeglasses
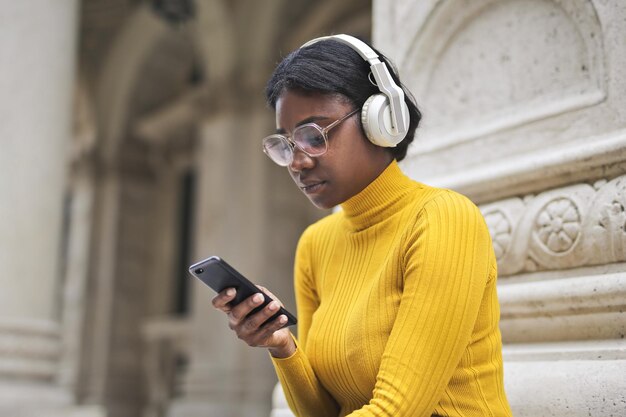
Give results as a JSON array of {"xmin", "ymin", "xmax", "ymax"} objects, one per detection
[{"xmin": 262, "ymin": 109, "xmax": 359, "ymax": 166}]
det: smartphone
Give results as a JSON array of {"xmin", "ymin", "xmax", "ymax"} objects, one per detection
[{"xmin": 188, "ymin": 256, "xmax": 297, "ymax": 327}]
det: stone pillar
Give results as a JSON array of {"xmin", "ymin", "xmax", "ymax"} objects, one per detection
[
  {"xmin": 168, "ymin": 107, "xmax": 278, "ymax": 417},
  {"xmin": 0, "ymin": 1, "xmax": 83, "ymax": 416},
  {"xmin": 373, "ymin": 0, "xmax": 626, "ymax": 416}
]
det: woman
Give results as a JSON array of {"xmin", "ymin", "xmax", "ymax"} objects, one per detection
[{"xmin": 212, "ymin": 34, "xmax": 512, "ymax": 417}]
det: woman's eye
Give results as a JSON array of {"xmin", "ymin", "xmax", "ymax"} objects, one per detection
[{"xmin": 308, "ymin": 134, "xmax": 324, "ymax": 146}]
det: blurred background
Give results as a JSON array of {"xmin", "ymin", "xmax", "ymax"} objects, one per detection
[{"xmin": 1, "ymin": 1, "xmax": 625, "ymax": 417}]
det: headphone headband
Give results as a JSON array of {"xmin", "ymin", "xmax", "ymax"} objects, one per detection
[
  {"xmin": 301, "ymin": 34, "xmax": 379, "ymax": 62},
  {"xmin": 300, "ymin": 34, "xmax": 408, "ymax": 136}
]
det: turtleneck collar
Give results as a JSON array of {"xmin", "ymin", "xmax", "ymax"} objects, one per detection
[{"xmin": 340, "ymin": 160, "xmax": 420, "ymax": 231}]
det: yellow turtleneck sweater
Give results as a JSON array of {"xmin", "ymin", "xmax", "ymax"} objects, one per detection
[{"xmin": 272, "ymin": 161, "xmax": 512, "ymax": 417}]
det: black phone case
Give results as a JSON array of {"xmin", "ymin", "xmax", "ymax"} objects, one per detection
[{"xmin": 188, "ymin": 256, "xmax": 297, "ymax": 327}]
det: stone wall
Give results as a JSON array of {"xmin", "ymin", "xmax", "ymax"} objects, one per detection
[{"xmin": 374, "ymin": 0, "xmax": 626, "ymax": 415}]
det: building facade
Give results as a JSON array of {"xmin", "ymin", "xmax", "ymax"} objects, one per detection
[
  {"xmin": 0, "ymin": 1, "xmax": 624, "ymax": 417},
  {"xmin": 372, "ymin": 1, "xmax": 626, "ymax": 415},
  {"xmin": 1, "ymin": 1, "xmax": 370, "ymax": 416}
]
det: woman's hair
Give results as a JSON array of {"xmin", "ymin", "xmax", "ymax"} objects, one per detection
[{"xmin": 265, "ymin": 38, "xmax": 421, "ymax": 161}]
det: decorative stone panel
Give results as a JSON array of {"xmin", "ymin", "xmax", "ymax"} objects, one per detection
[
  {"xmin": 480, "ymin": 175, "xmax": 626, "ymax": 275},
  {"xmin": 378, "ymin": 0, "xmax": 606, "ymax": 154}
]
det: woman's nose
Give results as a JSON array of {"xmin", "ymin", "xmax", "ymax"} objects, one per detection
[{"xmin": 289, "ymin": 147, "xmax": 315, "ymax": 172}]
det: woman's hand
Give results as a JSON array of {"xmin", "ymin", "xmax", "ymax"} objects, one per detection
[{"xmin": 211, "ymin": 285, "xmax": 296, "ymax": 358}]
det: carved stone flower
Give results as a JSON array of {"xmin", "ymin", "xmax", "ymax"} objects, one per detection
[
  {"xmin": 535, "ymin": 198, "xmax": 581, "ymax": 253},
  {"xmin": 484, "ymin": 210, "xmax": 511, "ymax": 260}
]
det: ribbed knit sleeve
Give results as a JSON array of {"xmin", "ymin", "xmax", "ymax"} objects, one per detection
[
  {"xmin": 272, "ymin": 345, "xmax": 339, "ymax": 417},
  {"xmin": 348, "ymin": 191, "xmax": 493, "ymax": 416}
]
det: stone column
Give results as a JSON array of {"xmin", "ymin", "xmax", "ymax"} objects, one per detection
[
  {"xmin": 0, "ymin": 1, "xmax": 83, "ymax": 416},
  {"xmin": 168, "ymin": 104, "xmax": 280, "ymax": 417},
  {"xmin": 373, "ymin": 1, "xmax": 626, "ymax": 416}
]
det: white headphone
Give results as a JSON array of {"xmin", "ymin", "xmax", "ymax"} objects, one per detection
[{"xmin": 300, "ymin": 34, "xmax": 410, "ymax": 148}]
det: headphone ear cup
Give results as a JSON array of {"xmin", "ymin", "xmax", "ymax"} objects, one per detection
[{"xmin": 361, "ymin": 94, "xmax": 407, "ymax": 147}]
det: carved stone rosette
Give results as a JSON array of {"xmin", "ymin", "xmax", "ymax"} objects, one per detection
[{"xmin": 481, "ymin": 175, "xmax": 626, "ymax": 276}]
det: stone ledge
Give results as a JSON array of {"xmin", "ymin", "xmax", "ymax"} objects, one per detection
[
  {"xmin": 416, "ymin": 128, "xmax": 626, "ymax": 203},
  {"xmin": 504, "ymin": 359, "xmax": 626, "ymax": 417},
  {"xmin": 504, "ymin": 339, "xmax": 626, "ymax": 361},
  {"xmin": 0, "ymin": 318, "xmax": 61, "ymax": 381}
]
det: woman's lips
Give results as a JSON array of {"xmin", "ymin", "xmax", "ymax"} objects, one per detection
[{"xmin": 301, "ymin": 181, "xmax": 326, "ymax": 194}]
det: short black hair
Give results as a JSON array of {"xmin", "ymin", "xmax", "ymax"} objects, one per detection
[{"xmin": 265, "ymin": 38, "xmax": 421, "ymax": 161}]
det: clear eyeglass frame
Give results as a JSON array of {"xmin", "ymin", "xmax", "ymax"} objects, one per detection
[{"xmin": 262, "ymin": 109, "xmax": 359, "ymax": 166}]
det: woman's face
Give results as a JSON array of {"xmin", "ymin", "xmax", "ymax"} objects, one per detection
[{"xmin": 275, "ymin": 90, "xmax": 393, "ymax": 209}]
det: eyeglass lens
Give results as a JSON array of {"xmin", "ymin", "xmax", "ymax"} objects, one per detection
[
  {"xmin": 263, "ymin": 125, "xmax": 327, "ymax": 166},
  {"xmin": 295, "ymin": 126, "xmax": 327, "ymax": 154}
]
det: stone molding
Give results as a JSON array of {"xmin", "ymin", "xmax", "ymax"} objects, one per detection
[
  {"xmin": 480, "ymin": 171, "xmax": 626, "ymax": 276},
  {"xmin": 498, "ymin": 272, "xmax": 626, "ymax": 343},
  {"xmin": 500, "ymin": 273, "xmax": 626, "ymax": 318},
  {"xmin": 419, "ymin": 128, "xmax": 626, "ymax": 204},
  {"xmin": 503, "ymin": 339, "xmax": 626, "ymax": 361},
  {"xmin": 0, "ymin": 318, "xmax": 61, "ymax": 382}
]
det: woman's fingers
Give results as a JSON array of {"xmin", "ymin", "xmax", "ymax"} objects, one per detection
[
  {"xmin": 243, "ymin": 314, "xmax": 289, "ymax": 347},
  {"xmin": 230, "ymin": 297, "xmax": 279, "ymax": 331},
  {"xmin": 242, "ymin": 301, "xmax": 281, "ymax": 330},
  {"xmin": 211, "ymin": 287, "xmax": 236, "ymax": 312},
  {"xmin": 256, "ymin": 285, "xmax": 284, "ymax": 307},
  {"xmin": 229, "ymin": 292, "xmax": 264, "ymax": 322},
  {"xmin": 249, "ymin": 316, "xmax": 289, "ymax": 346},
  {"xmin": 212, "ymin": 287, "xmax": 289, "ymax": 349}
]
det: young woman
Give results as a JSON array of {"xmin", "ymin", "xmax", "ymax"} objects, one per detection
[{"xmin": 212, "ymin": 34, "xmax": 513, "ymax": 417}]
